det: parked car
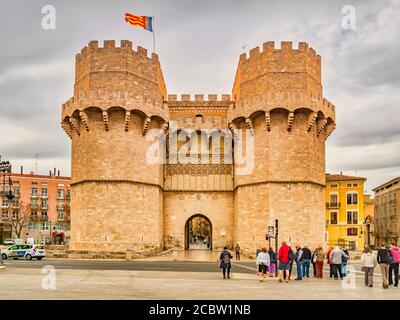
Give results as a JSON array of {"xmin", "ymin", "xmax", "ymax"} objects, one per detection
[
  {"xmin": 1, "ymin": 244, "xmax": 45, "ymax": 260},
  {"xmin": 3, "ymin": 239, "xmax": 15, "ymax": 246}
]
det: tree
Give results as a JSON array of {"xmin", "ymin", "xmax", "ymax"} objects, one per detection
[{"xmin": 3, "ymin": 200, "xmax": 31, "ymax": 239}]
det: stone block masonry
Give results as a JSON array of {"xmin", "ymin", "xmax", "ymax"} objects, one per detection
[{"xmin": 61, "ymin": 40, "xmax": 336, "ymax": 256}]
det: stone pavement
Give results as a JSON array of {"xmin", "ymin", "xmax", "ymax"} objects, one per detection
[
  {"xmin": 1, "ymin": 262, "xmax": 400, "ymax": 300},
  {"xmin": 135, "ymin": 249, "xmax": 254, "ymax": 262}
]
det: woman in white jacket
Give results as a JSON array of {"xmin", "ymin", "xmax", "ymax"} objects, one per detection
[
  {"xmin": 361, "ymin": 246, "xmax": 377, "ymax": 287},
  {"xmin": 256, "ymin": 247, "xmax": 270, "ymax": 282}
]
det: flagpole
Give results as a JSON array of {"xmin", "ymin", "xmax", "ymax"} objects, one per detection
[{"xmin": 152, "ymin": 16, "xmax": 156, "ymax": 53}]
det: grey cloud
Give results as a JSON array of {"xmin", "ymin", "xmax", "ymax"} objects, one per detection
[{"xmin": 0, "ymin": 0, "xmax": 399, "ymax": 194}]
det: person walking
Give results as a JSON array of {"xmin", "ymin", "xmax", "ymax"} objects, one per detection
[
  {"xmin": 219, "ymin": 247, "xmax": 233, "ymax": 279},
  {"xmin": 341, "ymin": 247, "xmax": 350, "ymax": 278},
  {"xmin": 256, "ymin": 247, "xmax": 270, "ymax": 282},
  {"xmin": 361, "ymin": 246, "xmax": 377, "ymax": 287},
  {"xmin": 278, "ymin": 241, "xmax": 290, "ymax": 283},
  {"xmin": 284, "ymin": 244, "xmax": 296, "ymax": 281},
  {"xmin": 294, "ymin": 245, "xmax": 303, "ymax": 280},
  {"xmin": 315, "ymin": 245, "xmax": 325, "ymax": 279},
  {"xmin": 235, "ymin": 244, "xmax": 241, "ymax": 261},
  {"xmin": 389, "ymin": 242, "xmax": 400, "ymax": 287},
  {"xmin": 311, "ymin": 248, "xmax": 318, "ymax": 277},
  {"xmin": 327, "ymin": 246, "xmax": 334, "ymax": 278},
  {"xmin": 329, "ymin": 245, "xmax": 348, "ymax": 280},
  {"xmin": 268, "ymin": 247, "xmax": 277, "ymax": 277},
  {"xmin": 0, "ymin": 252, "xmax": 5, "ymax": 269},
  {"xmin": 377, "ymin": 243, "xmax": 391, "ymax": 289},
  {"xmin": 301, "ymin": 244, "xmax": 312, "ymax": 278}
]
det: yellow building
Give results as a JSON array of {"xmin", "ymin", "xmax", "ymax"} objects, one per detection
[{"xmin": 325, "ymin": 174, "xmax": 367, "ymax": 252}]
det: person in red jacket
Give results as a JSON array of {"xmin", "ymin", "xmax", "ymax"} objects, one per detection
[{"xmin": 278, "ymin": 241, "xmax": 290, "ymax": 283}]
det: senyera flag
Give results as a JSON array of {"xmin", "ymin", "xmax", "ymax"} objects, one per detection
[{"xmin": 124, "ymin": 13, "xmax": 153, "ymax": 32}]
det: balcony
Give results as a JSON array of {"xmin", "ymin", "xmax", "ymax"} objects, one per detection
[
  {"xmin": 326, "ymin": 202, "xmax": 341, "ymax": 209},
  {"xmin": 30, "ymin": 203, "xmax": 38, "ymax": 210},
  {"xmin": 41, "ymin": 215, "xmax": 48, "ymax": 221}
]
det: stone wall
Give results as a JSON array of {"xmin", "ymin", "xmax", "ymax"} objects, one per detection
[{"xmin": 163, "ymin": 191, "xmax": 234, "ymax": 250}]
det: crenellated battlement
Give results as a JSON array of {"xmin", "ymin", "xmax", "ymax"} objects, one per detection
[
  {"xmin": 228, "ymin": 92, "xmax": 335, "ymax": 123},
  {"xmin": 62, "ymin": 90, "xmax": 169, "ymax": 122},
  {"xmin": 239, "ymin": 41, "xmax": 321, "ymax": 66},
  {"xmin": 233, "ymin": 41, "xmax": 323, "ymax": 103},
  {"xmin": 74, "ymin": 40, "xmax": 167, "ymax": 102},
  {"xmin": 167, "ymin": 94, "xmax": 232, "ymax": 102},
  {"xmin": 76, "ymin": 40, "xmax": 160, "ymax": 63}
]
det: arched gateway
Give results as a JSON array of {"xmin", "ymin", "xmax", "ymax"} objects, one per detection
[{"xmin": 185, "ymin": 214, "xmax": 212, "ymax": 250}]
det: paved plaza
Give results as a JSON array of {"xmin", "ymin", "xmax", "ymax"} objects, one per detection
[{"xmin": 1, "ymin": 250, "xmax": 400, "ymax": 300}]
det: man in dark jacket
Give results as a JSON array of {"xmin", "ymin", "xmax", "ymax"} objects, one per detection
[
  {"xmin": 294, "ymin": 245, "xmax": 303, "ymax": 280},
  {"xmin": 377, "ymin": 243, "xmax": 391, "ymax": 289},
  {"xmin": 301, "ymin": 245, "xmax": 312, "ymax": 278},
  {"xmin": 219, "ymin": 247, "xmax": 233, "ymax": 279},
  {"xmin": 341, "ymin": 247, "xmax": 350, "ymax": 278}
]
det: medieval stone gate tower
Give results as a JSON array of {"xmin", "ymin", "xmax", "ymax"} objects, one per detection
[{"xmin": 61, "ymin": 40, "xmax": 335, "ymax": 256}]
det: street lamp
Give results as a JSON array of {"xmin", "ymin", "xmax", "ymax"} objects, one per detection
[
  {"xmin": 0, "ymin": 156, "xmax": 13, "ymax": 269},
  {"xmin": 0, "ymin": 157, "xmax": 14, "ymax": 201}
]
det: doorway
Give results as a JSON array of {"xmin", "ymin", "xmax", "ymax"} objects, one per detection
[{"xmin": 185, "ymin": 214, "xmax": 212, "ymax": 250}]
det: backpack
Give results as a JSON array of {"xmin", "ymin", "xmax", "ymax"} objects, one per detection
[
  {"xmin": 223, "ymin": 251, "xmax": 230, "ymax": 264},
  {"xmin": 288, "ymin": 249, "xmax": 296, "ymax": 261}
]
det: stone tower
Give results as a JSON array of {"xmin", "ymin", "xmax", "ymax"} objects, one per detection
[
  {"xmin": 229, "ymin": 41, "xmax": 335, "ymax": 249},
  {"xmin": 61, "ymin": 40, "xmax": 336, "ymax": 257},
  {"xmin": 61, "ymin": 40, "xmax": 169, "ymax": 254}
]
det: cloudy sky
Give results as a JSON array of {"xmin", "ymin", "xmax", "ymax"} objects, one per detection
[{"xmin": 0, "ymin": 0, "xmax": 399, "ymax": 193}]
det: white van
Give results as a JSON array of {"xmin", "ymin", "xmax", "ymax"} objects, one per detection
[{"xmin": 1, "ymin": 244, "xmax": 45, "ymax": 260}]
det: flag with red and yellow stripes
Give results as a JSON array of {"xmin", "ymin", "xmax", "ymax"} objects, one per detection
[{"xmin": 124, "ymin": 13, "xmax": 153, "ymax": 32}]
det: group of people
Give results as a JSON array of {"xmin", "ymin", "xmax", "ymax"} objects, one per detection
[
  {"xmin": 219, "ymin": 241, "xmax": 400, "ymax": 289},
  {"xmin": 363, "ymin": 242, "xmax": 400, "ymax": 288}
]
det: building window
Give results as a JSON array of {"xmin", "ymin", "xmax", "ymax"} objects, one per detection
[
  {"xmin": 347, "ymin": 211, "xmax": 358, "ymax": 224},
  {"xmin": 12, "ymin": 210, "xmax": 18, "ymax": 220},
  {"xmin": 41, "ymin": 221, "xmax": 50, "ymax": 231},
  {"xmin": 13, "ymin": 187, "xmax": 20, "ymax": 196},
  {"xmin": 31, "ymin": 211, "xmax": 37, "ymax": 218},
  {"xmin": 330, "ymin": 212, "xmax": 338, "ymax": 224},
  {"xmin": 41, "ymin": 210, "xmax": 48, "ymax": 217},
  {"xmin": 57, "ymin": 189, "xmax": 65, "ymax": 199},
  {"xmin": 57, "ymin": 211, "xmax": 64, "ymax": 220},
  {"xmin": 347, "ymin": 183, "xmax": 352, "ymax": 187},
  {"xmin": 57, "ymin": 200, "xmax": 64, "ymax": 211},
  {"xmin": 353, "ymin": 183, "xmax": 358, "ymax": 187},
  {"xmin": 32, "ymin": 182, "xmax": 38, "ymax": 185},
  {"xmin": 347, "ymin": 193, "xmax": 358, "ymax": 205},
  {"xmin": 348, "ymin": 241, "xmax": 356, "ymax": 250},
  {"xmin": 31, "ymin": 199, "xmax": 38, "ymax": 209},
  {"xmin": 330, "ymin": 184, "xmax": 338, "ymax": 188},
  {"xmin": 330, "ymin": 194, "xmax": 338, "ymax": 204},
  {"xmin": 41, "ymin": 199, "xmax": 48, "ymax": 209},
  {"xmin": 28, "ymin": 223, "xmax": 38, "ymax": 230},
  {"xmin": 41, "ymin": 188, "xmax": 48, "ymax": 198},
  {"xmin": 2, "ymin": 209, "xmax": 8, "ymax": 219},
  {"xmin": 31, "ymin": 188, "xmax": 38, "ymax": 197},
  {"xmin": 347, "ymin": 228, "xmax": 358, "ymax": 236}
]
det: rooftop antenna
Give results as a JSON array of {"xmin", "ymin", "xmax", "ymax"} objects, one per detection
[
  {"xmin": 35, "ymin": 153, "xmax": 39, "ymax": 175},
  {"xmin": 242, "ymin": 43, "xmax": 248, "ymax": 54}
]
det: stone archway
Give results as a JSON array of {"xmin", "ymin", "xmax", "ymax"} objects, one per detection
[{"xmin": 184, "ymin": 214, "xmax": 212, "ymax": 250}]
